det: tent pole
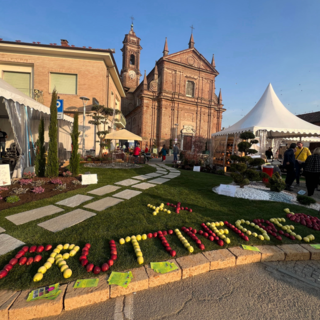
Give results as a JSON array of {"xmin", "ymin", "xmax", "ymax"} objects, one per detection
[{"xmin": 223, "ymin": 134, "xmax": 228, "ymax": 172}]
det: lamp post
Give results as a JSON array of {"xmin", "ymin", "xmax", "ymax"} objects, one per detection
[
  {"xmin": 80, "ymin": 96, "xmax": 89, "ymax": 157},
  {"xmin": 174, "ymin": 123, "xmax": 179, "ymax": 143}
]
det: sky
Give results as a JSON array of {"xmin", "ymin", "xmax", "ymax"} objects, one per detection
[{"xmin": 1, "ymin": 0, "xmax": 319, "ymax": 128}]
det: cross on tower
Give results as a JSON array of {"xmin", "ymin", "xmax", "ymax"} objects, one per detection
[
  {"xmin": 190, "ymin": 24, "xmax": 195, "ymax": 34},
  {"xmin": 131, "ymin": 16, "xmax": 134, "ymax": 25}
]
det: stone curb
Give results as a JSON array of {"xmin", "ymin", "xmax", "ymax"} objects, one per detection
[{"xmin": 3, "ymin": 244, "xmax": 318, "ymax": 319}]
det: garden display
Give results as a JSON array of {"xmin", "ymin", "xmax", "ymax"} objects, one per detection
[
  {"xmin": 147, "ymin": 202, "xmax": 193, "ymax": 215},
  {"xmin": 1, "ymin": 207, "xmax": 320, "ymax": 284}
]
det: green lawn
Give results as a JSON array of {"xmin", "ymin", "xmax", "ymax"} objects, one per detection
[{"xmin": 0, "ymin": 164, "xmax": 318, "ymax": 290}]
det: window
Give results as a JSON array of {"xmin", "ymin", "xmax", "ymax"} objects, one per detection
[
  {"xmin": 130, "ymin": 54, "xmax": 135, "ymax": 65},
  {"xmin": 50, "ymin": 73, "xmax": 77, "ymax": 94},
  {"xmin": 186, "ymin": 81, "xmax": 195, "ymax": 97},
  {"xmin": 3, "ymin": 71, "xmax": 31, "ymax": 96}
]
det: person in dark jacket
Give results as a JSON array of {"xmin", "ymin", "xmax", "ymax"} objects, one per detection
[
  {"xmin": 283, "ymin": 143, "xmax": 296, "ymax": 191},
  {"xmin": 265, "ymin": 147, "xmax": 273, "ymax": 160},
  {"xmin": 304, "ymin": 147, "xmax": 320, "ymax": 196}
]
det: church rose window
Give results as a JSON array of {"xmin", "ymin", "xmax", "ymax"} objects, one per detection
[
  {"xmin": 130, "ymin": 54, "xmax": 135, "ymax": 65},
  {"xmin": 186, "ymin": 81, "xmax": 195, "ymax": 97}
]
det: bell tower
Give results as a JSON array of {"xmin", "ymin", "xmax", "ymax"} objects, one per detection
[{"xmin": 120, "ymin": 23, "xmax": 142, "ymax": 91}]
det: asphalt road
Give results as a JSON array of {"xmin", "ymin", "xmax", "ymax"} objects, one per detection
[{"xmin": 41, "ymin": 261, "xmax": 320, "ymax": 320}]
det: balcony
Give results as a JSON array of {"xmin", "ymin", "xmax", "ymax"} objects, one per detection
[{"xmin": 114, "ymin": 111, "xmax": 126, "ymax": 128}]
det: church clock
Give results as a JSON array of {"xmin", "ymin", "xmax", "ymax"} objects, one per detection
[{"xmin": 129, "ymin": 70, "xmax": 136, "ymax": 79}]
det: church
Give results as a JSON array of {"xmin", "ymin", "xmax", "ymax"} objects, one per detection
[{"xmin": 120, "ymin": 24, "xmax": 225, "ymax": 151}]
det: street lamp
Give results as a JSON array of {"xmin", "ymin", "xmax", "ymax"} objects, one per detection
[
  {"xmin": 174, "ymin": 124, "xmax": 179, "ymax": 144},
  {"xmin": 80, "ymin": 96, "xmax": 89, "ymax": 157}
]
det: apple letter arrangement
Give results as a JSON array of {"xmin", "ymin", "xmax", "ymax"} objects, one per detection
[{"xmin": 0, "ymin": 208, "xmax": 319, "ymax": 283}]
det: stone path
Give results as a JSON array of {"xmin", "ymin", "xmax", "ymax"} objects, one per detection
[
  {"xmin": 88, "ymin": 185, "xmax": 121, "ymax": 196},
  {"xmin": 6, "ymin": 205, "xmax": 64, "ymax": 225},
  {"xmin": 0, "ymin": 227, "xmax": 5, "ymax": 233},
  {"xmin": 144, "ymin": 173, "xmax": 163, "ymax": 178},
  {"xmin": 112, "ymin": 190, "xmax": 142, "ymax": 200},
  {"xmin": 148, "ymin": 178, "xmax": 170, "ymax": 185},
  {"xmin": 83, "ymin": 197, "xmax": 123, "ymax": 212},
  {"xmin": 0, "ymin": 234, "xmax": 25, "ymax": 255},
  {"xmin": 131, "ymin": 175, "xmax": 150, "ymax": 180},
  {"xmin": 38, "ymin": 209, "xmax": 96, "ymax": 233},
  {"xmin": 56, "ymin": 195, "xmax": 93, "ymax": 208},
  {"xmin": 115, "ymin": 179, "xmax": 140, "ymax": 186},
  {"xmin": 131, "ymin": 183, "xmax": 156, "ymax": 190}
]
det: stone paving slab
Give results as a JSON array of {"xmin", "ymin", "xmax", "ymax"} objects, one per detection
[
  {"xmin": 88, "ymin": 185, "xmax": 121, "ymax": 196},
  {"xmin": 144, "ymin": 173, "xmax": 163, "ymax": 178},
  {"xmin": 110, "ymin": 267, "xmax": 149, "ymax": 298},
  {"xmin": 6, "ymin": 205, "xmax": 64, "ymax": 225},
  {"xmin": 84, "ymin": 197, "xmax": 123, "ymax": 212},
  {"xmin": 56, "ymin": 194, "xmax": 93, "ymax": 208},
  {"xmin": 300, "ymin": 244, "xmax": 320, "ymax": 260},
  {"xmin": 162, "ymin": 174, "xmax": 180, "ymax": 179},
  {"xmin": 148, "ymin": 178, "xmax": 170, "ymax": 184},
  {"xmin": 131, "ymin": 182, "xmax": 156, "ymax": 190},
  {"xmin": 112, "ymin": 189, "xmax": 142, "ymax": 200},
  {"xmin": 256, "ymin": 245, "xmax": 286, "ymax": 262},
  {"xmin": 64, "ymin": 275, "xmax": 109, "ymax": 311},
  {"xmin": 145, "ymin": 259, "xmax": 181, "ymax": 288},
  {"xmin": 9, "ymin": 284, "xmax": 67, "ymax": 320},
  {"xmin": 202, "ymin": 249, "xmax": 236, "ymax": 270},
  {"xmin": 115, "ymin": 179, "xmax": 140, "ymax": 186},
  {"xmin": 0, "ymin": 291, "xmax": 20, "ymax": 320},
  {"xmin": 277, "ymin": 244, "xmax": 311, "ymax": 261},
  {"xmin": 37, "ymin": 209, "xmax": 96, "ymax": 232},
  {"xmin": 0, "ymin": 227, "xmax": 5, "ymax": 233},
  {"xmin": 176, "ymin": 253, "xmax": 210, "ymax": 279},
  {"xmin": 0, "ymin": 234, "xmax": 25, "ymax": 256},
  {"xmin": 228, "ymin": 247, "xmax": 261, "ymax": 265},
  {"xmin": 131, "ymin": 175, "xmax": 150, "ymax": 180}
]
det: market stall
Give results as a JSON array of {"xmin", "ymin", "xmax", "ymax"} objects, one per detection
[
  {"xmin": 211, "ymin": 83, "xmax": 320, "ymax": 169},
  {"xmin": 0, "ymin": 78, "xmax": 73, "ymax": 178}
]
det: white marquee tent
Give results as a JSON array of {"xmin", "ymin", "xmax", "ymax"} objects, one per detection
[{"xmin": 211, "ymin": 83, "xmax": 320, "ymax": 166}]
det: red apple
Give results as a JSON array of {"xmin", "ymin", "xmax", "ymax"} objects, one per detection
[
  {"xmin": 214, "ymin": 236, "xmax": 219, "ymax": 241},
  {"xmin": 170, "ymin": 250, "xmax": 176, "ymax": 257},
  {"xmin": 111, "ymin": 254, "xmax": 117, "ymax": 260},
  {"xmin": 185, "ymin": 207, "xmax": 189, "ymax": 210},
  {"xmin": 0, "ymin": 270, "xmax": 8, "ymax": 279},
  {"xmin": 22, "ymin": 246, "xmax": 29, "ymax": 252},
  {"xmin": 79, "ymin": 255, "xmax": 87, "ymax": 261},
  {"xmin": 19, "ymin": 257, "xmax": 27, "ymax": 266},
  {"xmin": 181, "ymin": 207, "xmax": 184, "ymax": 210},
  {"xmin": 147, "ymin": 233, "xmax": 153, "ymax": 238},
  {"xmin": 9, "ymin": 258, "xmax": 18, "ymax": 266},
  {"xmin": 26, "ymin": 257, "xmax": 33, "ymax": 265},
  {"xmin": 166, "ymin": 247, "xmax": 172, "ymax": 252},
  {"xmin": 82, "ymin": 251, "xmax": 89, "ymax": 256},
  {"xmin": 198, "ymin": 244, "xmax": 205, "ymax": 250},
  {"xmin": 208, "ymin": 236, "xmax": 214, "ymax": 242},
  {"xmin": 34, "ymin": 255, "xmax": 42, "ymax": 263},
  {"xmin": 153, "ymin": 232, "xmax": 158, "ymax": 238},
  {"xmin": 189, "ymin": 209, "xmax": 192, "ymax": 212},
  {"xmin": 86, "ymin": 263, "xmax": 94, "ymax": 272},
  {"xmin": 93, "ymin": 266, "xmax": 101, "ymax": 275},
  {"xmin": 196, "ymin": 239, "xmax": 202, "ymax": 245},
  {"xmin": 44, "ymin": 244, "xmax": 52, "ymax": 251},
  {"xmin": 163, "ymin": 231, "xmax": 167, "ymax": 236},
  {"xmin": 109, "ymin": 240, "xmax": 115, "ymax": 244},
  {"xmin": 168, "ymin": 230, "xmax": 173, "ymax": 235},
  {"xmin": 243, "ymin": 236, "xmax": 249, "ymax": 241},
  {"xmin": 101, "ymin": 263, "xmax": 109, "ymax": 272},
  {"xmin": 29, "ymin": 246, "xmax": 36, "ymax": 253},
  {"xmin": 217, "ymin": 240, "xmax": 224, "ymax": 246},
  {"xmin": 4, "ymin": 264, "xmax": 13, "ymax": 272},
  {"xmin": 15, "ymin": 252, "xmax": 24, "ymax": 259},
  {"xmin": 166, "ymin": 202, "xmax": 170, "ymax": 206},
  {"xmin": 81, "ymin": 259, "xmax": 88, "ymax": 266},
  {"xmin": 203, "ymin": 232, "xmax": 208, "ymax": 238},
  {"xmin": 85, "ymin": 243, "xmax": 91, "ymax": 249},
  {"xmin": 108, "ymin": 259, "xmax": 114, "ymax": 267}
]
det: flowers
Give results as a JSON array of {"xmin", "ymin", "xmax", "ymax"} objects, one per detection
[
  {"xmin": 63, "ymin": 171, "xmax": 72, "ymax": 177},
  {"xmin": 31, "ymin": 187, "xmax": 45, "ymax": 194},
  {"xmin": 19, "ymin": 179, "xmax": 33, "ymax": 185},
  {"xmin": 23, "ymin": 172, "xmax": 36, "ymax": 178},
  {"xmin": 50, "ymin": 178, "xmax": 63, "ymax": 185}
]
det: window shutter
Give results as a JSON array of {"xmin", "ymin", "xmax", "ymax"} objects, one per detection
[
  {"xmin": 50, "ymin": 73, "xmax": 77, "ymax": 94},
  {"xmin": 3, "ymin": 71, "xmax": 31, "ymax": 96},
  {"xmin": 186, "ymin": 81, "xmax": 194, "ymax": 97}
]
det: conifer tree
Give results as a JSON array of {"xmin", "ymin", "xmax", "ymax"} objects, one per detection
[
  {"xmin": 35, "ymin": 118, "xmax": 46, "ymax": 177},
  {"xmin": 70, "ymin": 113, "xmax": 80, "ymax": 176},
  {"xmin": 46, "ymin": 89, "xmax": 59, "ymax": 177}
]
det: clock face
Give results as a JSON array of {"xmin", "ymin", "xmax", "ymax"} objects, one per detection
[{"xmin": 129, "ymin": 70, "xmax": 136, "ymax": 79}]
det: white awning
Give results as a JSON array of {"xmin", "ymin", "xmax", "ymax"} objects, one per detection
[
  {"xmin": 213, "ymin": 83, "xmax": 320, "ymax": 139},
  {"xmin": 103, "ymin": 129, "xmax": 142, "ymax": 141}
]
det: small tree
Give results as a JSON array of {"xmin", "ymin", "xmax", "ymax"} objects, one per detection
[
  {"xmin": 88, "ymin": 105, "xmax": 121, "ymax": 157},
  {"xmin": 35, "ymin": 118, "xmax": 46, "ymax": 177},
  {"xmin": 267, "ymin": 172, "xmax": 286, "ymax": 192},
  {"xmin": 69, "ymin": 113, "xmax": 80, "ymax": 176},
  {"xmin": 230, "ymin": 131, "xmax": 267, "ymax": 187},
  {"xmin": 46, "ymin": 89, "xmax": 59, "ymax": 177}
]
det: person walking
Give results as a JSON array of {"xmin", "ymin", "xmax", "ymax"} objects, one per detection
[
  {"xmin": 173, "ymin": 144, "xmax": 179, "ymax": 163},
  {"xmin": 160, "ymin": 145, "xmax": 167, "ymax": 162},
  {"xmin": 265, "ymin": 147, "xmax": 273, "ymax": 160},
  {"xmin": 295, "ymin": 142, "xmax": 311, "ymax": 186},
  {"xmin": 0, "ymin": 128, "xmax": 8, "ymax": 158},
  {"xmin": 144, "ymin": 144, "xmax": 150, "ymax": 163},
  {"xmin": 283, "ymin": 143, "xmax": 297, "ymax": 191},
  {"xmin": 303, "ymin": 148, "xmax": 320, "ymax": 196},
  {"xmin": 133, "ymin": 143, "xmax": 141, "ymax": 164}
]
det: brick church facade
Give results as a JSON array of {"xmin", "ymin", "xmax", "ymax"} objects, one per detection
[{"xmin": 120, "ymin": 24, "xmax": 225, "ymax": 151}]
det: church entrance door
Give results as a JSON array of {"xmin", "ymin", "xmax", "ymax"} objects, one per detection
[{"xmin": 183, "ymin": 136, "xmax": 192, "ymax": 151}]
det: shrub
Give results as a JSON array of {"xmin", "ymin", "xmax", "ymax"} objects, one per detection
[
  {"xmin": 31, "ymin": 187, "xmax": 45, "ymax": 194},
  {"xmin": 267, "ymin": 172, "xmax": 286, "ymax": 192},
  {"xmin": 50, "ymin": 178, "xmax": 63, "ymax": 185},
  {"xmin": 23, "ymin": 172, "xmax": 36, "ymax": 178},
  {"xmin": 6, "ymin": 196, "xmax": 20, "ymax": 203},
  {"xmin": 35, "ymin": 118, "xmax": 46, "ymax": 177},
  {"xmin": 216, "ymin": 169, "xmax": 225, "ymax": 175},
  {"xmin": 297, "ymin": 195, "xmax": 316, "ymax": 206},
  {"xmin": 19, "ymin": 179, "xmax": 33, "ymax": 185},
  {"xmin": 63, "ymin": 171, "xmax": 72, "ymax": 177},
  {"xmin": 69, "ymin": 112, "xmax": 80, "ymax": 176}
]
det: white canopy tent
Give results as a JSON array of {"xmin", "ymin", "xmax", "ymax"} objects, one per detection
[
  {"xmin": 211, "ymin": 83, "xmax": 320, "ymax": 167},
  {"xmin": 0, "ymin": 78, "xmax": 73, "ymax": 177},
  {"xmin": 103, "ymin": 129, "xmax": 142, "ymax": 141}
]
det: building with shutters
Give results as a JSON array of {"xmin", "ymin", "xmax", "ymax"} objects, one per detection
[
  {"xmin": 120, "ymin": 24, "xmax": 225, "ymax": 151},
  {"xmin": 0, "ymin": 39, "xmax": 126, "ymax": 155}
]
